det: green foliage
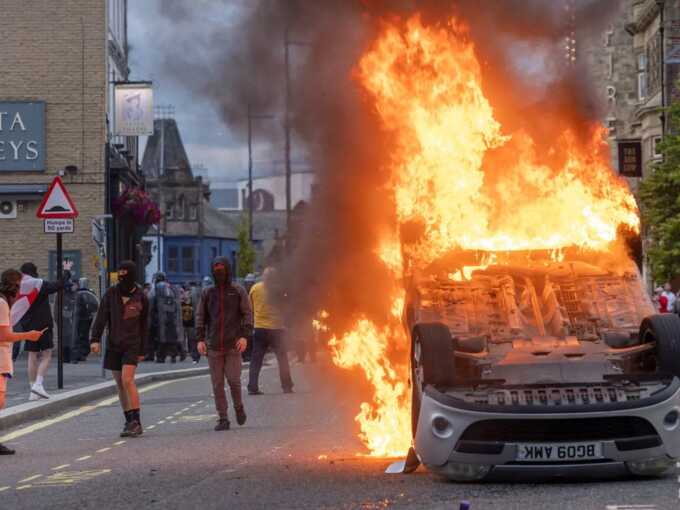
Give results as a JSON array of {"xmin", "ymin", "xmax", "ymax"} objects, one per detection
[
  {"xmin": 236, "ymin": 216, "xmax": 256, "ymax": 278},
  {"xmin": 640, "ymin": 101, "xmax": 680, "ymax": 282}
]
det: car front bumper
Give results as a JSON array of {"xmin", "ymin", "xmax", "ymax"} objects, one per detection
[{"xmin": 414, "ymin": 380, "xmax": 680, "ymax": 477}]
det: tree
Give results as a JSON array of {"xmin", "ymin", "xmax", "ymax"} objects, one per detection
[
  {"xmin": 236, "ymin": 216, "xmax": 256, "ymax": 278},
  {"xmin": 639, "ymin": 100, "xmax": 680, "ymax": 282}
]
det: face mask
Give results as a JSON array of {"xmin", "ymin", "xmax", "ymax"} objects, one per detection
[
  {"xmin": 214, "ymin": 268, "xmax": 227, "ymax": 284},
  {"xmin": 117, "ymin": 264, "xmax": 137, "ymax": 296}
]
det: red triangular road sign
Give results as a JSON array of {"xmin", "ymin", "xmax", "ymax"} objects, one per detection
[{"xmin": 36, "ymin": 176, "xmax": 79, "ymax": 219}]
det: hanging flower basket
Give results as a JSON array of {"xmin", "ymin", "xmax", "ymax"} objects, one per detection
[{"xmin": 113, "ymin": 187, "xmax": 161, "ymax": 227}]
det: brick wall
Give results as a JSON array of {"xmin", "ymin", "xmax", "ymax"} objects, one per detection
[{"xmin": 0, "ymin": 0, "xmax": 107, "ymax": 286}]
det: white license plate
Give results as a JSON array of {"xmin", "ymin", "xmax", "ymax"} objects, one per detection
[{"xmin": 515, "ymin": 442, "xmax": 603, "ymax": 462}]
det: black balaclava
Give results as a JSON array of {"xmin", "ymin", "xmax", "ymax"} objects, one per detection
[
  {"xmin": 20, "ymin": 262, "xmax": 38, "ymax": 278},
  {"xmin": 211, "ymin": 257, "xmax": 232, "ymax": 287},
  {"xmin": 117, "ymin": 260, "xmax": 138, "ymax": 297}
]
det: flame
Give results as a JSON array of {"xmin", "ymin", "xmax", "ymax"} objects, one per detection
[
  {"xmin": 328, "ymin": 315, "xmax": 410, "ymax": 457},
  {"xmin": 324, "ymin": 15, "xmax": 640, "ymax": 457}
]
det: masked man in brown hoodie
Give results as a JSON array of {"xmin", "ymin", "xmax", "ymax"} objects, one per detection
[
  {"xmin": 196, "ymin": 257, "xmax": 253, "ymax": 431},
  {"xmin": 91, "ymin": 261, "xmax": 149, "ymax": 437}
]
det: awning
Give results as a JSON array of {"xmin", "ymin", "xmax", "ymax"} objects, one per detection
[{"xmin": 0, "ymin": 184, "xmax": 49, "ymax": 200}]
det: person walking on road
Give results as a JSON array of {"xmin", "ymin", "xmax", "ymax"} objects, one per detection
[
  {"xmin": 248, "ymin": 267, "xmax": 294, "ymax": 395},
  {"xmin": 0, "ymin": 269, "xmax": 46, "ymax": 454},
  {"xmin": 149, "ymin": 272, "xmax": 184, "ymax": 363},
  {"xmin": 12, "ymin": 260, "xmax": 72, "ymax": 401},
  {"xmin": 196, "ymin": 257, "xmax": 252, "ymax": 431},
  {"xmin": 90, "ymin": 261, "xmax": 149, "ymax": 438}
]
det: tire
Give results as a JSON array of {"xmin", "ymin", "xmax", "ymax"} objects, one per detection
[
  {"xmin": 412, "ymin": 322, "xmax": 455, "ymax": 384},
  {"xmin": 639, "ymin": 314, "xmax": 680, "ymax": 376},
  {"xmin": 411, "ymin": 323, "xmax": 454, "ymax": 438}
]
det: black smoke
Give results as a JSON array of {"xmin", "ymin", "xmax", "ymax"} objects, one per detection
[{"xmin": 158, "ymin": 0, "xmax": 621, "ymax": 333}]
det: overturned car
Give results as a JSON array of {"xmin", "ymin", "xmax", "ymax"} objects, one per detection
[{"xmin": 405, "ymin": 251, "xmax": 680, "ymax": 481}]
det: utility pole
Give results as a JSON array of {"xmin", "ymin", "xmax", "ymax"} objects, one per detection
[
  {"xmin": 284, "ymin": 26, "xmax": 292, "ymax": 233},
  {"xmin": 247, "ymin": 103, "xmax": 254, "ymax": 242},
  {"xmin": 247, "ymin": 105, "xmax": 274, "ymax": 243},
  {"xmin": 157, "ymin": 116, "xmax": 164, "ymax": 272}
]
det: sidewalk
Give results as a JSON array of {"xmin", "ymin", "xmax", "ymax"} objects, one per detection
[{"xmin": 5, "ymin": 353, "xmax": 209, "ymax": 409}]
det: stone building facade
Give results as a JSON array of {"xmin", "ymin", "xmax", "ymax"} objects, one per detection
[
  {"xmin": 0, "ymin": 0, "xmax": 141, "ymax": 294},
  {"xmin": 141, "ymin": 118, "xmax": 239, "ymax": 284}
]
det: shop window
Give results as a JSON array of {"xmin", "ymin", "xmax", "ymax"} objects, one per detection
[
  {"xmin": 181, "ymin": 246, "xmax": 195, "ymax": 274},
  {"xmin": 167, "ymin": 246, "xmax": 179, "ymax": 273}
]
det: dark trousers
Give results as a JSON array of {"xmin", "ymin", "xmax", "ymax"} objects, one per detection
[
  {"xmin": 185, "ymin": 327, "xmax": 200, "ymax": 362},
  {"xmin": 248, "ymin": 328, "xmax": 293, "ymax": 393},
  {"xmin": 208, "ymin": 349, "xmax": 243, "ymax": 419}
]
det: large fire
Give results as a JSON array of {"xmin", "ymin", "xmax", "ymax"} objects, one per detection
[{"xmin": 326, "ymin": 16, "xmax": 640, "ymax": 457}]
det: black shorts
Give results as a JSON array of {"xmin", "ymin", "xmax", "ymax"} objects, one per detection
[
  {"xmin": 103, "ymin": 349, "xmax": 140, "ymax": 371},
  {"xmin": 24, "ymin": 329, "xmax": 54, "ymax": 352}
]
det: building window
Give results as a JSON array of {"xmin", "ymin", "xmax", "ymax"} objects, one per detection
[
  {"xmin": 167, "ymin": 246, "xmax": 179, "ymax": 273},
  {"xmin": 176, "ymin": 196, "xmax": 185, "ymax": 220},
  {"xmin": 181, "ymin": 246, "xmax": 195, "ymax": 274},
  {"xmin": 189, "ymin": 205, "xmax": 198, "ymax": 220},
  {"xmin": 637, "ymin": 54, "xmax": 647, "ymax": 102},
  {"xmin": 166, "ymin": 203, "xmax": 174, "ymax": 220},
  {"xmin": 653, "ymin": 136, "xmax": 663, "ymax": 159}
]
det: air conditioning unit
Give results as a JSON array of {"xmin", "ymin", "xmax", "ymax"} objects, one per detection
[{"xmin": 0, "ymin": 200, "xmax": 17, "ymax": 219}]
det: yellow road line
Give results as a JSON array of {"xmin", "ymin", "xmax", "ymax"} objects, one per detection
[
  {"xmin": 147, "ymin": 425, "xmax": 155, "ymax": 430},
  {"xmin": 16, "ymin": 485, "xmax": 32, "ymax": 490},
  {"xmin": 113, "ymin": 440, "xmax": 126, "ymax": 446},
  {"xmin": 0, "ymin": 378, "xmax": 201, "ymax": 443},
  {"xmin": 0, "ymin": 486, "xmax": 9, "ymax": 492},
  {"xmin": 51, "ymin": 464, "xmax": 70, "ymax": 471},
  {"xmin": 17, "ymin": 474, "xmax": 42, "ymax": 483},
  {"xmin": 96, "ymin": 447, "xmax": 111, "ymax": 453},
  {"xmin": 76, "ymin": 455, "xmax": 91, "ymax": 462}
]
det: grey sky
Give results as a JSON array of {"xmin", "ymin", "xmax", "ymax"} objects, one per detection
[{"xmin": 128, "ymin": 0, "xmax": 277, "ymax": 183}]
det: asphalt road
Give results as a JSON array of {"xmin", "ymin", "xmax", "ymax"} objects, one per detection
[{"xmin": 0, "ymin": 359, "xmax": 677, "ymax": 510}]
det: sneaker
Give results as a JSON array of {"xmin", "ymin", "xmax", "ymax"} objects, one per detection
[
  {"xmin": 192, "ymin": 360, "xmax": 199, "ymax": 365},
  {"xmin": 127, "ymin": 421, "xmax": 143, "ymax": 437},
  {"xmin": 31, "ymin": 383, "xmax": 50, "ymax": 399},
  {"xmin": 235, "ymin": 406, "xmax": 247, "ymax": 426},
  {"xmin": 0, "ymin": 443, "xmax": 15, "ymax": 455},
  {"xmin": 214, "ymin": 419, "xmax": 230, "ymax": 431},
  {"xmin": 248, "ymin": 389, "xmax": 264, "ymax": 396},
  {"xmin": 120, "ymin": 422, "xmax": 132, "ymax": 437},
  {"xmin": 28, "ymin": 392, "xmax": 40, "ymax": 402}
]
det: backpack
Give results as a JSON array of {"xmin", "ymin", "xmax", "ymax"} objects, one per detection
[{"xmin": 182, "ymin": 300, "xmax": 194, "ymax": 323}]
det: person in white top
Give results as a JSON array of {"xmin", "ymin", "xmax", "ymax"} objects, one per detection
[
  {"xmin": 0, "ymin": 269, "xmax": 45, "ymax": 455},
  {"xmin": 663, "ymin": 283, "xmax": 677, "ymax": 314}
]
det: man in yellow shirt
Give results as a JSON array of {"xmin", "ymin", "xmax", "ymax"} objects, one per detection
[{"xmin": 247, "ymin": 267, "xmax": 293, "ymax": 395}]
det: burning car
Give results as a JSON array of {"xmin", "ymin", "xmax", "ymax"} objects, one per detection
[{"xmin": 405, "ymin": 251, "xmax": 680, "ymax": 481}]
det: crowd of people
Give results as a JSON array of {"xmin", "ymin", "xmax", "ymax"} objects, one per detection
[
  {"xmin": 654, "ymin": 283, "xmax": 680, "ymax": 314},
  {"xmin": 0, "ymin": 256, "xmax": 308, "ymax": 452}
]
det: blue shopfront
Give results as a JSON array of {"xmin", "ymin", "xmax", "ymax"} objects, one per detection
[{"xmin": 163, "ymin": 236, "xmax": 241, "ymax": 285}]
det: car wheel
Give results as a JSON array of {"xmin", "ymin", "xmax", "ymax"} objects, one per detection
[
  {"xmin": 640, "ymin": 314, "xmax": 680, "ymax": 376},
  {"xmin": 412, "ymin": 321, "xmax": 454, "ymax": 382}
]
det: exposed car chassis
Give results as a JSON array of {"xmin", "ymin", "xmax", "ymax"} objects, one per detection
[{"xmin": 405, "ymin": 255, "xmax": 680, "ymax": 481}]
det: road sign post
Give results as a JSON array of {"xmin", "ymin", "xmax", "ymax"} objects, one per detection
[{"xmin": 36, "ymin": 176, "xmax": 79, "ymax": 390}]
